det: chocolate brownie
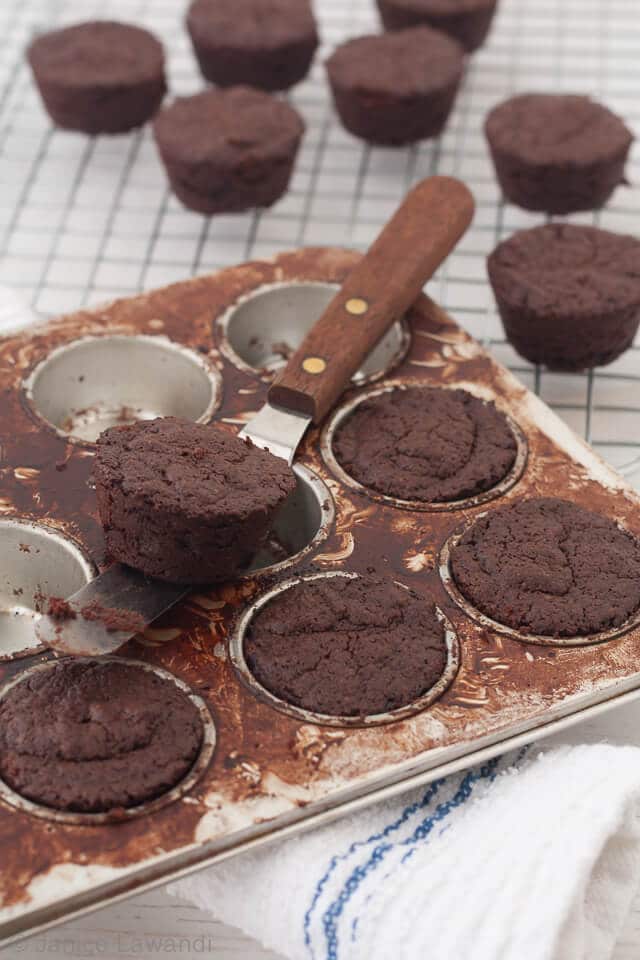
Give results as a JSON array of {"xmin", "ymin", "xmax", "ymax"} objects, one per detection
[
  {"xmin": 332, "ymin": 387, "xmax": 517, "ymax": 503},
  {"xmin": 0, "ymin": 659, "xmax": 203, "ymax": 813},
  {"xmin": 377, "ymin": 0, "xmax": 498, "ymax": 52},
  {"xmin": 153, "ymin": 87, "xmax": 304, "ymax": 215},
  {"xmin": 325, "ymin": 27, "xmax": 464, "ymax": 146},
  {"xmin": 93, "ymin": 417, "xmax": 296, "ymax": 584},
  {"xmin": 488, "ymin": 224, "xmax": 640, "ymax": 371},
  {"xmin": 485, "ymin": 94, "xmax": 633, "ymax": 214},
  {"xmin": 450, "ymin": 498, "xmax": 640, "ymax": 637},
  {"xmin": 244, "ymin": 575, "xmax": 448, "ymax": 716},
  {"xmin": 27, "ymin": 21, "xmax": 166, "ymax": 134},
  {"xmin": 186, "ymin": 0, "xmax": 318, "ymax": 91}
]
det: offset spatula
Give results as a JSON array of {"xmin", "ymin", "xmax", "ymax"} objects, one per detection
[
  {"xmin": 241, "ymin": 175, "xmax": 474, "ymax": 461},
  {"xmin": 36, "ymin": 175, "xmax": 474, "ymax": 657}
]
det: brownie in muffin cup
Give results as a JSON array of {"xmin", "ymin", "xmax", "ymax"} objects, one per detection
[
  {"xmin": 488, "ymin": 223, "xmax": 640, "ymax": 370},
  {"xmin": 450, "ymin": 498, "xmax": 640, "ymax": 638},
  {"xmin": 186, "ymin": 0, "xmax": 318, "ymax": 91},
  {"xmin": 326, "ymin": 27, "xmax": 464, "ymax": 146},
  {"xmin": 485, "ymin": 94, "xmax": 633, "ymax": 214},
  {"xmin": 244, "ymin": 575, "xmax": 449, "ymax": 717},
  {"xmin": 332, "ymin": 386, "xmax": 518, "ymax": 503},
  {"xmin": 27, "ymin": 21, "xmax": 166, "ymax": 134},
  {"xmin": 93, "ymin": 417, "xmax": 296, "ymax": 584},
  {"xmin": 377, "ymin": 0, "xmax": 498, "ymax": 52},
  {"xmin": 0, "ymin": 660, "xmax": 204, "ymax": 813},
  {"xmin": 153, "ymin": 86, "xmax": 304, "ymax": 214}
]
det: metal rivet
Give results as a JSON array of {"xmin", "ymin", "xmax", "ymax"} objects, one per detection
[
  {"xmin": 302, "ymin": 357, "xmax": 326, "ymax": 375},
  {"xmin": 345, "ymin": 297, "xmax": 368, "ymax": 316}
]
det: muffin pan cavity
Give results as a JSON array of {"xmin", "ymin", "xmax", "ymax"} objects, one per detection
[
  {"xmin": 242, "ymin": 464, "xmax": 334, "ymax": 576},
  {"xmin": 23, "ymin": 334, "xmax": 222, "ymax": 443},
  {"xmin": 322, "ymin": 381, "xmax": 528, "ymax": 511},
  {"xmin": 0, "ymin": 658, "xmax": 216, "ymax": 825},
  {"xmin": 218, "ymin": 281, "xmax": 410, "ymax": 382},
  {"xmin": 0, "ymin": 519, "xmax": 94, "ymax": 661},
  {"xmin": 230, "ymin": 572, "xmax": 459, "ymax": 727}
]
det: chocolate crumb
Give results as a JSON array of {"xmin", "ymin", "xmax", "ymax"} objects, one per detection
[
  {"xmin": 80, "ymin": 601, "xmax": 146, "ymax": 634},
  {"xmin": 47, "ymin": 597, "xmax": 76, "ymax": 621},
  {"xmin": 271, "ymin": 340, "xmax": 293, "ymax": 360}
]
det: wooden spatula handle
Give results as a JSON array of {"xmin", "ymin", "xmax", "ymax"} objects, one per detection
[{"xmin": 268, "ymin": 175, "xmax": 474, "ymax": 424}]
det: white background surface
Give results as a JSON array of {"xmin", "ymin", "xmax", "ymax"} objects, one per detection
[{"xmin": 1, "ymin": 0, "xmax": 640, "ymax": 956}]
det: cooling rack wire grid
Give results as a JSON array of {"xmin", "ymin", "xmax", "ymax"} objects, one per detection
[{"xmin": 0, "ymin": 0, "xmax": 638, "ymax": 482}]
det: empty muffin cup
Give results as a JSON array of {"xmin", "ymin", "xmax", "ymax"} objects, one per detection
[
  {"xmin": 322, "ymin": 382, "xmax": 527, "ymax": 511},
  {"xmin": 0, "ymin": 519, "xmax": 94, "ymax": 660},
  {"xmin": 0, "ymin": 657, "xmax": 216, "ymax": 824},
  {"xmin": 241, "ymin": 464, "xmax": 334, "ymax": 576},
  {"xmin": 23, "ymin": 334, "xmax": 222, "ymax": 444},
  {"xmin": 230, "ymin": 571, "xmax": 459, "ymax": 726},
  {"xmin": 218, "ymin": 281, "xmax": 410, "ymax": 382}
]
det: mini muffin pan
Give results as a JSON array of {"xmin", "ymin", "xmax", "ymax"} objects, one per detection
[{"xmin": 2, "ymin": 246, "xmax": 640, "ymax": 944}]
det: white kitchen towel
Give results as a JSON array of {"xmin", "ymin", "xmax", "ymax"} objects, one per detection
[{"xmin": 170, "ymin": 744, "xmax": 640, "ymax": 960}]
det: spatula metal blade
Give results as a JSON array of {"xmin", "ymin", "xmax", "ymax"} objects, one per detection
[
  {"xmin": 35, "ymin": 564, "xmax": 188, "ymax": 657},
  {"xmin": 238, "ymin": 402, "xmax": 311, "ymax": 465}
]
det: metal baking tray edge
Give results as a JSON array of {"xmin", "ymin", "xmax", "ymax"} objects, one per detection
[{"xmin": 3, "ymin": 677, "xmax": 640, "ymax": 948}]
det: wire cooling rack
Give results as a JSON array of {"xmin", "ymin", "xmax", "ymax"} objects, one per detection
[{"xmin": 0, "ymin": 0, "xmax": 639, "ymax": 482}]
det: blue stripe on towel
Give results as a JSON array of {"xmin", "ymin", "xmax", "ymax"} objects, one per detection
[
  {"xmin": 304, "ymin": 778, "xmax": 446, "ymax": 957},
  {"xmin": 320, "ymin": 758, "xmax": 501, "ymax": 960},
  {"xmin": 305, "ymin": 746, "xmax": 530, "ymax": 960}
]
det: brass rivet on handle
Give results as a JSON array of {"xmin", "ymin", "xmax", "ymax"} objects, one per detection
[
  {"xmin": 302, "ymin": 356, "xmax": 326, "ymax": 375},
  {"xmin": 345, "ymin": 297, "xmax": 368, "ymax": 316}
]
